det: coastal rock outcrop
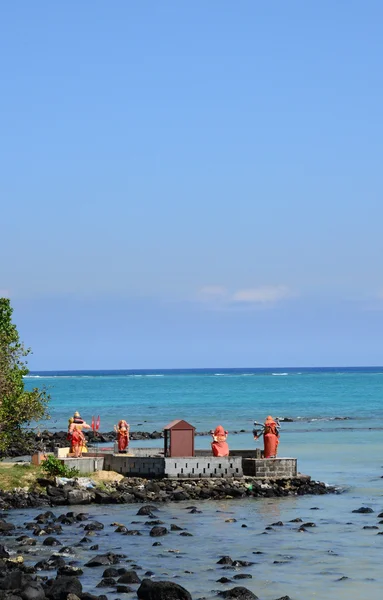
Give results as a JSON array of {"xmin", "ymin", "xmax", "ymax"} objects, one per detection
[
  {"xmin": 0, "ymin": 474, "xmax": 337, "ymax": 510},
  {"xmin": 137, "ymin": 578, "xmax": 192, "ymax": 600}
]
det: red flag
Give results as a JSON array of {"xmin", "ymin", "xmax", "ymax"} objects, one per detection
[
  {"xmin": 91, "ymin": 416, "xmax": 95, "ymax": 432},
  {"xmin": 96, "ymin": 415, "xmax": 100, "ymax": 431}
]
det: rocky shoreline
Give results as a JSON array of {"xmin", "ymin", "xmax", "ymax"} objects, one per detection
[
  {"xmin": 0, "ymin": 474, "xmax": 337, "ymax": 511},
  {"xmin": 0, "ymin": 477, "xmax": 350, "ymax": 600}
]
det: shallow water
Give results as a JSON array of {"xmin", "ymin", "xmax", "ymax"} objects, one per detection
[
  {"xmin": 15, "ymin": 368, "xmax": 383, "ymax": 598},
  {"xmin": 5, "ymin": 492, "xmax": 383, "ymax": 600}
]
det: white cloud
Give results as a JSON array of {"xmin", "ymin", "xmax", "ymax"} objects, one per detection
[
  {"xmin": 232, "ymin": 285, "xmax": 293, "ymax": 304},
  {"xmin": 197, "ymin": 284, "xmax": 295, "ymax": 308}
]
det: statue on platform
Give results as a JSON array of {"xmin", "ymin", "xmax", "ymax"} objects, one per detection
[
  {"xmin": 253, "ymin": 416, "xmax": 281, "ymax": 458},
  {"xmin": 210, "ymin": 425, "xmax": 229, "ymax": 457},
  {"xmin": 68, "ymin": 411, "xmax": 91, "ymax": 457},
  {"xmin": 114, "ymin": 419, "xmax": 130, "ymax": 453}
]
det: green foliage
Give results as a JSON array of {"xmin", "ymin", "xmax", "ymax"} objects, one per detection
[
  {"xmin": 40, "ymin": 455, "xmax": 80, "ymax": 478},
  {"xmin": 0, "ymin": 298, "xmax": 50, "ymax": 453}
]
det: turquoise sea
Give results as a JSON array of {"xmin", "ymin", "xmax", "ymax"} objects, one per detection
[{"xmin": 20, "ymin": 367, "xmax": 383, "ymax": 599}]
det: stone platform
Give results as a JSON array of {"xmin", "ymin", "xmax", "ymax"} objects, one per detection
[{"xmin": 58, "ymin": 449, "xmax": 297, "ymax": 479}]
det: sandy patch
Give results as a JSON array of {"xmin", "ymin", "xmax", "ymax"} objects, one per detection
[{"xmin": 91, "ymin": 470, "xmax": 124, "ymax": 483}]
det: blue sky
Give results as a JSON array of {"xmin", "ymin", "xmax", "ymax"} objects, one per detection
[{"xmin": 1, "ymin": 1, "xmax": 382, "ymax": 369}]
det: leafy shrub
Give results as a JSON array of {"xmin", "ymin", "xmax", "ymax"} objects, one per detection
[{"xmin": 40, "ymin": 455, "xmax": 80, "ymax": 478}]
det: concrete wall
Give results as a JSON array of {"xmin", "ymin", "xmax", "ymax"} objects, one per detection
[
  {"xmin": 59, "ymin": 456, "xmax": 104, "ymax": 474},
  {"xmin": 104, "ymin": 454, "xmax": 243, "ymax": 478},
  {"xmin": 62, "ymin": 451, "xmax": 296, "ymax": 479},
  {"xmin": 243, "ymin": 458, "xmax": 297, "ymax": 478},
  {"xmin": 104, "ymin": 454, "xmax": 165, "ymax": 477},
  {"xmin": 164, "ymin": 456, "xmax": 243, "ymax": 479}
]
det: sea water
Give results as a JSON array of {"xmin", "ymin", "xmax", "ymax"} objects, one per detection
[{"xmin": 16, "ymin": 367, "xmax": 383, "ymax": 599}]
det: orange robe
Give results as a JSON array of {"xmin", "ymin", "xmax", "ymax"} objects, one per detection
[
  {"xmin": 263, "ymin": 420, "xmax": 279, "ymax": 458},
  {"xmin": 211, "ymin": 426, "xmax": 229, "ymax": 457}
]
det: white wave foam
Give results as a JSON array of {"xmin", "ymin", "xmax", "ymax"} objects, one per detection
[{"xmin": 272, "ymin": 373, "xmax": 288, "ymax": 376}]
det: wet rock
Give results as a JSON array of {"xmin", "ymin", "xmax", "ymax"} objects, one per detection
[
  {"xmin": 137, "ymin": 506, "xmax": 158, "ymax": 516},
  {"xmin": 56, "ymin": 515, "xmax": 75, "ymax": 525},
  {"xmin": 0, "ymin": 520, "xmax": 16, "ymax": 534},
  {"xmin": 89, "ymin": 545, "xmax": 99, "ymax": 551},
  {"xmin": 289, "ymin": 518, "xmax": 302, "ymax": 523},
  {"xmin": 57, "ymin": 566, "xmax": 83, "ymax": 576},
  {"xmin": 35, "ymin": 556, "xmax": 66, "ymax": 570},
  {"xmin": 0, "ymin": 570, "xmax": 25, "ymax": 590},
  {"xmin": 150, "ymin": 526, "xmax": 168, "ymax": 537},
  {"xmin": 352, "ymin": 507, "xmax": 374, "ymax": 514},
  {"xmin": 58, "ymin": 547, "xmax": 75, "ymax": 555},
  {"xmin": 102, "ymin": 568, "xmax": 120, "ymax": 578},
  {"xmin": 137, "ymin": 578, "xmax": 192, "ymax": 600},
  {"xmin": 94, "ymin": 490, "xmax": 117, "ymax": 504},
  {"xmin": 217, "ymin": 578, "xmax": 232, "ymax": 584},
  {"xmin": 217, "ymin": 557, "xmax": 233, "ymax": 565},
  {"xmin": 170, "ymin": 524, "xmax": 184, "ymax": 531},
  {"xmin": 67, "ymin": 490, "xmax": 94, "ymax": 505},
  {"xmin": 302, "ymin": 523, "xmax": 316, "ymax": 528},
  {"xmin": 117, "ymin": 571, "xmax": 141, "ymax": 584},
  {"xmin": 123, "ymin": 530, "xmax": 142, "ymax": 536},
  {"xmin": 218, "ymin": 587, "xmax": 258, "ymax": 599},
  {"xmin": 171, "ymin": 491, "xmax": 190, "ymax": 501},
  {"xmin": 363, "ymin": 526, "xmax": 379, "ymax": 530},
  {"xmin": 233, "ymin": 574, "xmax": 252, "ymax": 580},
  {"xmin": 115, "ymin": 526, "xmax": 128, "ymax": 533},
  {"xmin": 96, "ymin": 578, "xmax": 116, "ymax": 587},
  {"xmin": 46, "ymin": 576, "xmax": 82, "ymax": 600},
  {"xmin": 35, "ymin": 511, "xmax": 56, "ymax": 523},
  {"xmin": 145, "ymin": 520, "xmax": 164, "ymax": 526},
  {"xmin": 152, "ymin": 542, "xmax": 162, "ymax": 546},
  {"xmin": 85, "ymin": 553, "xmax": 120, "ymax": 568},
  {"xmin": 0, "ymin": 544, "xmax": 11, "ymax": 558},
  {"xmin": 271, "ymin": 522, "xmax": 284, "ymax": 527},
  {"xmin": 84, "ymin": 521, "xmax": 104, "ymax": 531},
  {"xmin": 20, "ymin": 581, "xmax": 45, "ymax": 600},
  {"xmin": 116, "ymin": 585, "xmax": 133, "ymax": 593},
  {"xmin": 43, "ymin": 537, "xmax": 62, "ymax": 546}
]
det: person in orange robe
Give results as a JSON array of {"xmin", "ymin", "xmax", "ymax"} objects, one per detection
[
  {"xmin": 114, "ymin": 420, "xmax": 130, "ymax": 453},
  {"xmin": 253, "ymin": 416, "xmax": 280, "ymax": 458},
  {"xmin": 68, "ymin": 411, "xmax": 91, "ymax": 456},
  {"xmin": 211, "ymin": 425, "xmax": 229, "ymax": 457},
  {"xmin": 71, "ymin": 424, "xmax": 86, "ymax": 458}
]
